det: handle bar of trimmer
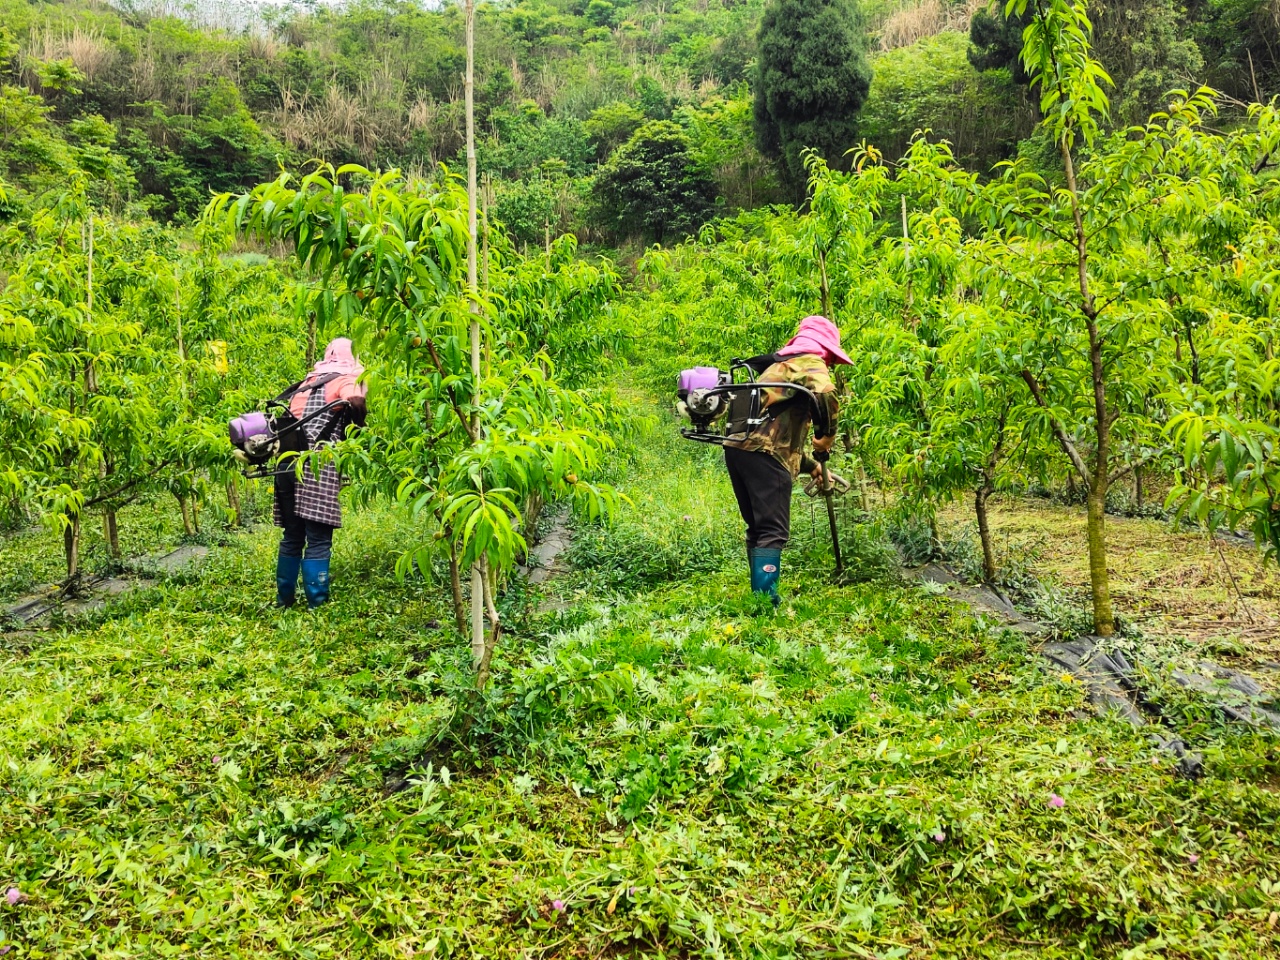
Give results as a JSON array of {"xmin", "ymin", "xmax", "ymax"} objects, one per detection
[
  {"xmin": 804, "ymin": 466, "xmax": 851, "ymax": 498},
  {"xmin": 242, "ymin": 398, "xmax": 352, "ymax": 479},
  {"xmin": 679, "ymin": 381, "xmax": 834, "ymax": 444}
]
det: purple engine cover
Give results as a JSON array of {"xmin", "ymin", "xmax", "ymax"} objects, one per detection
[
  {"xmin": 229, "ymin": 411, "xmax": 271, "ymax": 446},
  {"xmin": 678, "ymin": 367, "xmax": 722, "ymax": 394}
]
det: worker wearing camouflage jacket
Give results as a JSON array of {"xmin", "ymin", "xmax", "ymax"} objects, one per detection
[{"xmin": 722, "ymin": 315, "xmax": 849, "ymax": 603}]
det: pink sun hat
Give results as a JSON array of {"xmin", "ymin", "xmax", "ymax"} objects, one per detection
[{"xmin": 776, "ymin": 315, "xmax": 853, "ymax": 366}]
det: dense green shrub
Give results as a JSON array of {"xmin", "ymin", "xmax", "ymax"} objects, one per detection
[
  {"xmin": 569, "ymin": 519, "xmax": 740, "ymax": 591},
  {"xmin": 592, "ymin": 120, "xmax": 717, "ymax": 243},
  {"xmin": 861, "ymin": 31, "xmax": 1026, "ymax": 170}
]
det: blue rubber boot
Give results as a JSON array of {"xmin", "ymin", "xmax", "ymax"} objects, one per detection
[
  {"xmin": 276, "ymin": 554, "xmax": 302, "ymax": 609},
  {"xmin": 301, "ymin": 558, "xmax": 331, "ymax": 609},
  {"xmin": 749, "ymin": 547, "xmax": 782, "ymax": 606}
]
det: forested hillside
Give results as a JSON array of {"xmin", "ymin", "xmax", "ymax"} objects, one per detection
[{"xmin": 2, "ymin": 0, "xmax": 1277, "ymax": 242}]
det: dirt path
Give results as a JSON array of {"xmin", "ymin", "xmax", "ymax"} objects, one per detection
[{"xmin": 521, "ymin": 508, "xmax": 572, "ymax": 586}]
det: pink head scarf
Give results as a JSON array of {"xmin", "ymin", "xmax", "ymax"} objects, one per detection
[
  {"xmin": 776, "ymin": 315, "xmax": 853, "ymax": 367},
  {"xmin": 290, "ymin": 337, "xmax": 366, "ymax": 415},
  {"xmin": 313, "ymin": 337, "xmax": 363, "ymax": 378}
]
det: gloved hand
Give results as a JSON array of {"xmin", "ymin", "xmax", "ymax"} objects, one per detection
[
  {"xmin": 805, "ymin": 465, "xmax": 851, "ymax": 497},
  {"xmin": 812, "ymin": 432, "xmax": 835, "ymax": 456}
]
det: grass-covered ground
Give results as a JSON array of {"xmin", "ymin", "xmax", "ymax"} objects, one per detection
[
  {"xmin": 4, "ymin": 409, "xmax": 1280, "ymax": 957},
  {"xmin": 938, "ymin": 495, "xmax": 1280, "ymax": 658}
]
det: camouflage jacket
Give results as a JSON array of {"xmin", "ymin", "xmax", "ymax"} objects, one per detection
[{"xmin": 723, "ymin": 353, "xmax": 839, "ymax": 478}]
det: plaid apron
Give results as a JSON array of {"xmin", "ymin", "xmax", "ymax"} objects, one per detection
[{"xmin": 273, "ymin": 380, "xmax": 346, "ymax": 529}]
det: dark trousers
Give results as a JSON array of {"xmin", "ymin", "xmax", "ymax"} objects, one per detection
[
  {"xmin": 724, "ymin": 446, "xmax": 792, "ymax": 549},
  {"xmin": 279, "ymin": 517, "xmax": 335, "ymax": 561}
]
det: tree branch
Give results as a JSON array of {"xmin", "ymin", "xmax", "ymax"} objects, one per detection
[
  {"xmin": 1019, "ymin": 369, "xmax": 1092, "ymax": 484},
  {"xmin": 1107, "ymin": 450, "xmax": 1159, "ymax": 485},
  {"xmin": 424, "ymin": 337, "xmax": 478, "ymax": 443},
  {"xmin": 82, "ymin": 460, "xmax": 175, "ymax": 509}
]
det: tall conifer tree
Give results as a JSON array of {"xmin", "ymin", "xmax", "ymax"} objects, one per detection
[{"xmin": 754, "ymin": 0, "xmax": 872, "ymax": 193}]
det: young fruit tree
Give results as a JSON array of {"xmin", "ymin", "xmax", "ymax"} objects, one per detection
[
  {"xmin": 898, "ymin": 1, "xmax": 1235, "ymax": 635},
  {"xmin": 213, "ymin": 165, "xmax": 620, "ymax": 691},
  {"xmin": 1162, "ymin": 103, "xmax": 1280, "ymax": 554}
]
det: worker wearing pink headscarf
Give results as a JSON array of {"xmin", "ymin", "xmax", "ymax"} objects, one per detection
[
  {"xmin": 723, "ymin": 316, "xmax": 850, "ymax": 603},
  {"xmin": 273, "ymin": 338, "xmax": 368, "ymax": 609}
]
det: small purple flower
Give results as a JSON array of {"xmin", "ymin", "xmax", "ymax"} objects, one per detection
[
  {"xmin": 212, "ymin": 755, "xmax": 221, "ymax": 765},
  {"xmin": 1188, "ymin": 854, "xmax": 1199, "ymax": 864},
  {"xmin": 1048, "ymin": 793, "xmax": 1066, "ymax": 809},
  {"xmin": 551, "ymin": 898, "xmax": 566, "ymax": 913},
  {"xmin": 5, "ymin": 887, "xmax": 22, "ymax": 906},
  {"xmin": 628, "ymin": 886, "xmax": 637, "ymax": 896},
  {"xmin": 682, "ymin": 515, "xmax": 692, "ymax": 522},
  {"xmin": 1, "ymin": 944, "xmax": 12, "ymax": 953},
  {"xmin": 933, "ymin": 831, "xmax": 946, "ymax": 842}
]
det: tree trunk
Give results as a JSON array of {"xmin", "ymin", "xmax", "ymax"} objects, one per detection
[
  {"xmin": 465, "ymin": 0, "xmax": 486, "ymax": 668},
  {"xmin": 1183, "ymin": 316, "xmax": 1200, "ymax": 386},
  {"xmin": 306, "ymin": 311, "xmax": 318, "ymax": 368},
  {"xmin": 1133, "ymin": 465, "xmax": 1143, "ymax": 511},
  {"xmin": 817, "ymin": 248, "xmax": 833, "ymax": 319},
  {"xmin": 474, "ymin": 556, "xmax": 502, "ymax": 693},
  {"xmin": 901, "ymin": 195, "xmax": 913, "ymax": 316},
  {"xmin": 85, "ymin": 215, "xmax": 97, "ymax": 393},
  {"xmin": 226, "ymin": 478, "xmax": 243, "ymax": 526},
  {"xmin": 975, "ymin": 486, "xmax": 996, "ymax": 584},
  {"xmin": 64, "ymin": 513, "xmax": 81, "ymax": 582},
  {"xmin": 103, "ymin": 509, "xmax": 120, "ymax": 561},
  {"xmin": 1086, "ymin": 480, "xmax": 1115, "ymax": 636},
  {"xmin": 448, "ymin": 539, "xmax": 466, "ymax": 634},
  {"xmin": 524, "ymin": 490, "xmax": 544, "ymax": 553},
  {"xmin": 1059, "ymin": 121, "xmax": 1115, "ymax": 638},
  {"xmin": 179, "ymin": 495, "xmax": 195, "ymax": 537}
]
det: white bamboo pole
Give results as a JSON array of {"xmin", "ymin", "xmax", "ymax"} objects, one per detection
[{"xmin": 465, "ymin": 0, "xmax": 485, "ymax": 667}]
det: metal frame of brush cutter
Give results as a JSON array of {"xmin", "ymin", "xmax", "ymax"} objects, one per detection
[
  {"xmin": 241, "ymin": 397, "xmax": 352, "ymax": 480},
  {"xmin": 680, "ymin": 358, "xmax": 833, "ymax": 446}
]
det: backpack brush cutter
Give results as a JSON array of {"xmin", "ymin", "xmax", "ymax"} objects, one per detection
[
  {"xmin": 677, "ymin": 358, "xmax": 850, "ymax": 575},
  {"xmin": 228, "ymin": 373, "xmax": 351, "ymax": 479}
]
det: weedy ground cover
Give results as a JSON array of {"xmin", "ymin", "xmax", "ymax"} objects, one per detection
[
  {"xmin": 3, "ymin": 405, "xmax": 1280, "ymax": 958},
  {"xmin": 0, "ymin": 483, "xmax": 276, "ymax": 607},
  {"xmin": 935, "ymin": 497, "xmax": 1280, "ymax": 659}
]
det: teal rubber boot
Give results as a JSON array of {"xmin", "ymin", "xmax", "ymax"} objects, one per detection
[
  {"xmin": 276, "ymin": 554, "xmax": 302, "ymax": 609},
  {"xmin": 749, "ymin": 547, "xmax": 782, "ymax": 605},
  {"xmin": 301, "ymin": 558, "xmax": 331, "ymax": 609}
]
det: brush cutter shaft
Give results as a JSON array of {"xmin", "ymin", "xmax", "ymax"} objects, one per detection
[{"xmin": 821, "ymin": 461, "xmax": 844, "ymax": 576}]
